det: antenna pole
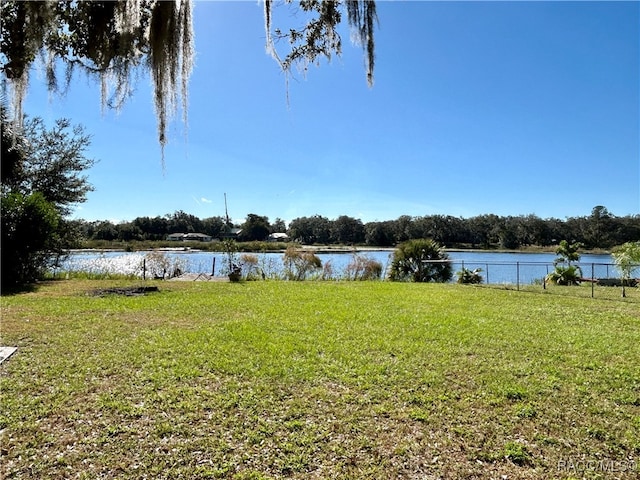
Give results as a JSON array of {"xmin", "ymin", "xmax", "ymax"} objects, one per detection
[{"xmin": 224, "ymin": 193, "xmax": 230, "ymax": 225}]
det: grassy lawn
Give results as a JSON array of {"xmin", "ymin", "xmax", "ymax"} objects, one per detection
[{"xmin": 1, "ymin": 280, "xmax": 639, "ymax": 479}]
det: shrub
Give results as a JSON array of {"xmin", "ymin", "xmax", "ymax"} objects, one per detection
[
  {"xmin": 143, "ymin": 251, "xmax": 186, "ymax": 279},
  {"xmin": 546, "ymin": 265, "xmax": 582, "ymax": 286},
  {"xmin": 321, "ymin": 260, "xmax": 335, "ymax": 280},
  {"xmin": 344, "ymin": 253, "xmax": 383, "ymax": 281},
  {"xmin": 1, "ymin": 191, "xmax": 61, "ymax": 288},
  {"xmin": 282, "ymin": 246, "xmax": 322, "ymax": 281},
  {"xmin": 240, "ymin": 253, "xmax": 260, "ymax": 280},
  {"xmin": 389, "ymin": 239, "xmax": 452, "ymax": 283},
  {"xmin": 612, "ymin": 241, "xmax": 640, "ymax": 282},
  {"xmin": 456, "ymin": 267, "xmax": 483, "ymax": 284}
]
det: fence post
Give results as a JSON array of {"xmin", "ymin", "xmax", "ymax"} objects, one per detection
[
  {"xmin": 544, "ymin": 264, "xmax": 549, "ymax": 290},
  {"xmin": 516, "ymin": 262, "xmax": 520, "ymax": 291},
  {"xmin": 591, "ymin": 263, "xmax": 594, "ymax": 298},
  {"xmin": 212, "ymin": 257, "xmax": 216, "ymax": 276},
  {"xmin": 486, "ymin": 263, "xmax": 489, "ymax": 284},
  {"xmin": 143, "ymin": 258, "xmax": 146, "ymax": 281}
]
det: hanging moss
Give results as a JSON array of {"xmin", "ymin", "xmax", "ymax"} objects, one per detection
[
  {"xmin": 148, "ymin": 0, "xmax": 193, "ymax": 162},
  {"xmin": 1, "ymin": 0, "xmax": 194, "ymax": 161},
  {"xmin": 264, "ymin": 0, "xmax": 377, "ymax": 86},
  {"xmin": 1, "ymin": 1, "xmax": 376, "ymax": 159}
]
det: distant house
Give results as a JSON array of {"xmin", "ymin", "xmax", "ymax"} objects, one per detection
[
  {"xmin": 268, "ymin": 232, "xmax": 289, "ymax": 242},
  {"xmin": 184, "ymin": 233, "xmax": 212, "ymax": 242},
  {"xmin": 220, "ymin": 227, "xmax": 242, "ymax": 239},
  {"xmin": 166, "ymin": 232, "xmax": 212, "ymax": 242},
  {"xmin": 166, "ymin": 233, "xmax": 186, "ymax": 241}
]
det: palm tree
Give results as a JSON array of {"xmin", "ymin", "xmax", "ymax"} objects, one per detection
[
  {"xmin": 547, "ymin": 240, "xmax": 583, "ymax": 286},
  {"xmin": 612, "ymin": 241, "xmax": 640, "ymax": 297},
  {"xmin": 389, "ymin": 239, "xmax": 452, "ymax": 283}
]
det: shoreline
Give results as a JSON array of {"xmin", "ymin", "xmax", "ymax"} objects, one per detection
[{"xmin": 66, "ymin": 245, "xmax": 611, "ymax": 255}]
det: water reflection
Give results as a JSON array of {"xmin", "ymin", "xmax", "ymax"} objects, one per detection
[{"xmin": 58, "ymin": 249, "xmax": 615, "ymax": 285}]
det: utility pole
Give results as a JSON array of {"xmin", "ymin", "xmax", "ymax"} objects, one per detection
[{"xmin": 224, "ymin": 192, "xmax": 230, "ymax": 227}]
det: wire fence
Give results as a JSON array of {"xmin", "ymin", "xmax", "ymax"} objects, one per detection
[
  {"xmin": 57, "ymin": 251, "xmax": 639, "ymax": 302},
  {"xmin": 447, "ymin": 260, "xmax": 640, "ymax": 302}
]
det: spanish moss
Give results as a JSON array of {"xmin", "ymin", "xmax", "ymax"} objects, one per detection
[
  {"xmin": 0, "ymin": 0, "xmax": 195, "ymax": 163},
  {"xmin": 1, "ymin": 0, "xmax": 375, "ymax": 160},
  {"xmin": 346, "ymin": 0, "xmax": 377, "ymax": 86},
  {"xmin": 264, "ymin": 0, "xmax": 377, "ymax": 86}
]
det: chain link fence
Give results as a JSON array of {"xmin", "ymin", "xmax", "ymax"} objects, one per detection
[{"xmin": 448, "ymin": 260, "xmax": 640, "ymax": 302}]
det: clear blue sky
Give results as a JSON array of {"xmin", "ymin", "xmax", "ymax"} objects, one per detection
[{"xmin": 22, "ymin": 0, "xmax": 640, "ymax": 225}]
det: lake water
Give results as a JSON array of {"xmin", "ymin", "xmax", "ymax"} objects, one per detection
[{"xmin": 57, "ymin": 249, "xmax": 617, "ymax": 285}]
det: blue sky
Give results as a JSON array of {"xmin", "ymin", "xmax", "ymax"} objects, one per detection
[{"xmin": 22, "ymin": 0, "xmax": 639, "ymax": 225}]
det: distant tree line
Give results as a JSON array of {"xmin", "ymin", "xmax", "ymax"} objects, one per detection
[{"xmin": 75, "ymin": 205, "xmax": 638, "ymax": 250}]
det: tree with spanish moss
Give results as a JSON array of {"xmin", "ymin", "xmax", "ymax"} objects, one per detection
[{"xmin": 1, "ymin": 1, "xmax": 378, "ymax": 160}]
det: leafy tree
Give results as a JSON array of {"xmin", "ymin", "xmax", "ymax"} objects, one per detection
[
  {"xmin": 86, "ymin": 220, "xmax": 118, "ymax": 242},
  {"xmin": 69, "ymin": 206, "xmax": 640, "ymax": 250},
  {"xmin": 393, "ymin": 215, "xmax": 415, "ymax": 243},
  {"xmin": 202, "ymin": 216, "xmax": 227, "ymax": 239},
  {"xmin": 1, "ymin": 0, "xmax": 378, "ymax": 156},
  {"xmin": 19, "ymin": 117, "xmax": 95, "ymax": 215},
  {"xmin": 132, "ymin": 216, "xmax": 170, "ymax": 240},
  {"xmin": 389, "ymin": 239, "xmax": 452, "ymax": 283},
  {"xmin": 467, "ymin": 214, "xmax": 501, "ymax": 248},
  {"xmin": 587, "ymin": 205, "xmax": 614, "ymax": 248},
  {"xmin": 616, "ymin": 215, "xmax": 640, "ymax": 244},
  {"xmin": 271, "ymin": 217, "xmax": 287, "ymax": 233},
  {"xmin": 166, "ymin": 210, "xmax": 203, "ymax": 234},
  {"xmin": 116, "ymin": 222, "xmax": 143, "ymax": 242},
  {"xmin": 288, "ymin": 215, "xmax": 331, "ymax": 244},
  {"xmin": 1, "ymin": 107, "xmax": 94, "ymax": 288},
  {"xmin": 612, "ymin": 241, "xmax": 640, "ymax": 297},
  {"xmin": 520, "ymin": 214, "xmax": 552, "ymax": 246},
  {"xmin": 331, "ymin": 215, "xmax": 365, "ymax": 245},
  {"xmin": 413, "ymin": 215, "xmax": 462, "ymax": 246},
  {"xmin": 239, "ymin": 213, "xmax": 271, "ymax": 242},
  {"xmin": 1, "ymin": 191, "xmax": 60, "ymax": 287},
  {"xmin": 365, "ymin": 221, "xmax": 395, "ymax": 247}
]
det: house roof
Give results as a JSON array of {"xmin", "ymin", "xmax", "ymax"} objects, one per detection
[{"xmin": 184, "ymin": 233, "xmax": 211, "ymax": 238}]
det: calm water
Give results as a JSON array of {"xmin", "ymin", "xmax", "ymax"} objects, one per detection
[{"xmin": 58, "ymin": 249, "xmax": 616, "ymax": 285}]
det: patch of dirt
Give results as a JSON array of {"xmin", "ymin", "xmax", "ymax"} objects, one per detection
[{"xmin": 87, "ymin": 286, "xmax": 160, "ymax": 297}]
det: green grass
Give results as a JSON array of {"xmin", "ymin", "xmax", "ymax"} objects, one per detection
[{"xmin": 1, "ymin": 280, "xmax": 639, "ymax": 479}]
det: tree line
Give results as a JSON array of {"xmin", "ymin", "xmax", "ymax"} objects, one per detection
[{"xmin": 76, "ymin": 206, "xmax": 639, "ymax": 250}]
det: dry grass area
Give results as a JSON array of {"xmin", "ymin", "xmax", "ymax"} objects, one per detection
[{"xmin": 1, "ymin": 280, "xmax": 639, "ymax": 479}]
